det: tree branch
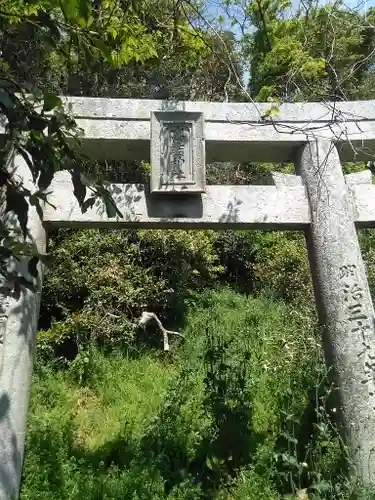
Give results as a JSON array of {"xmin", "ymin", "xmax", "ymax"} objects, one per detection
[{"xmin": 137, "ymin": 312, "xmax": 184, "ymax": 352}]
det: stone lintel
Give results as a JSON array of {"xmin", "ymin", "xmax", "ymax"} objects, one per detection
[
  {"xmin": 3, "ymin": 97, "xmax": 375, "ymax": 162},
  {"xmin": 44, "ymin": 172, "xmax": 309, "ymax": 230},
  {"xmin": 60, "ymin": 96, "xmax": 375, "ymax": 122},
  {"xmin": 346, "ymin": 170, "xmax": 373, "ymax": 185},
  {"xmin": 43, "ymin": 171, "xmax": 375, "ymax": 230}
]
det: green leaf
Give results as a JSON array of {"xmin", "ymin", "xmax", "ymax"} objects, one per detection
[
  {"xmin": 81, "ymin": 41, "xmax": 94, "ymax": 67},
  {"xmin": 280, "ymin": 431, "xmax": 298, "ymax": 444},
  {"xmin": 281, "ymin": 453, "xmax": 299, "ymax": 467},
  {"xmin": 38, "ymin": 12, "xmax": 61, "ymax": 43},
  {"xmin": 78, "ymin": 0, "xmax": 91, "ymax": 22},
  {"xmin": 0, "ymin": 79, "xmax": 15, "ymax": 90},
  {"xmin": 29, "ymin": 115, "xmax": 49, "ymax": 131},
  {"xmin": 80, "ymin": 173, "xmax": 97, "ymax": 187},
  {"xmin": 71, "ymin": 171, "xmax": 86, "ymax": 206},
  {"xmin": 43, "ymin": 92, "xmax": 62, "ymax": 113},
  {"xmin": 103, "ymin": 196, "xmax": 118, "ymax": 218},
  {"xmin": 310, "ymin": 480, "xmax": 332, "ymax": 493},
  {"xmin": 102, "ymin": 191, "xmax": 123, "ymax": 219},
  {"xmin": 63, "ymin": 0, "xmax": 79, "ymax": 20},
  {"xmin": 0, "ymin": 90, "xmax": 14, "ymax": 110},
  {"xmin": 91, "ymin": 37, "xmax": 112, "ymax": 61}
]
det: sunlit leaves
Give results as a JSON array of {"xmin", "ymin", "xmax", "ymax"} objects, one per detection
[
  {"xmin": 112, "ymin": 34, "xmax": 158, "ymax": 66},
  {"xmin": 42, "ymin": 92, "xmax": 61, "ymax": 112},
  {"xmin": 243, "ymin": 0, "xmax": 374, "ymax": 101},
  {"xmin": 0, "ymin": 0, "xmax": 214, "ymax": 289}
]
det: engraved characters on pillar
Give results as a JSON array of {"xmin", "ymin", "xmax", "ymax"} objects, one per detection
[
  {"xmin": 339, "ymin": 264, "xmax": 375, "ymax": 407},
  {"xmin": 339, "ymin": 264, "xmax": 357, "ymax": 280}
]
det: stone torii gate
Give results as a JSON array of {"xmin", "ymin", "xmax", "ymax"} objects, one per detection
[{"xmin": 3, "ymin": 98, "xmax": 375, "ymax": 498}]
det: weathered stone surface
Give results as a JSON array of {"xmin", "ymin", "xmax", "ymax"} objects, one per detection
[
  {"xmin": 271, "ymin": 172, "xmax": 303, "ymax": 187},
  {"xmin": 345, "ymin": 170, "xmax": 372, "ymax": 185},
  {"xmin": 61, "ymin": 96, "xmax": 375, "ymax": 122},
  {"xmin": 43, "ymin": 170, "xmax": 375, "ymax": 230},
  {"xmin": 0, "ymin": 156, "xmax": 46, "ymax": 500},
  {"xmin": 44, "ymin": 171, "xmax": 310, "ymax": 229},
  {"xmin": 150, "ymin": 111, "xmax": 205, "ymax": 193},
  {"xmin": 296, "ymin": 140, "xmax": 375, "ymax": 485},
  {"xmin": 2, "ymin": 97, "xmax": 375, "ymax": 163},
  {"xmin": 350, "ymin": 183, "xmax": 375, "ymax": 227}
]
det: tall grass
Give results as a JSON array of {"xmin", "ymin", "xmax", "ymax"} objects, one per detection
[{"xmin": 21, "ymin": 289, "xmax": 374, "ymax": 499}]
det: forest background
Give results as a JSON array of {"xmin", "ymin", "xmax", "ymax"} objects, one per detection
[{"xmin": 2, "ymin": 0, "xmax": 375, "ymax": 498}]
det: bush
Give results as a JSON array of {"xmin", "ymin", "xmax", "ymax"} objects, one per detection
[
  {"xmin": 215, "ymin": 230, "xmax": 313, "ymax": 306},
  {"xmin": 39, "ymin": 222, "xmax": 320, "ymax": 361},
  {"xmin": 22, "ymin": 352, "xmax": 176, "ymax": 500},
  {"xmin": 38, "ymin": 228, "xmax": 222, "ymax": 360},
  {"xmin": 250, "ymin": 231, "xmax": 313, "ymax": 305},
  {"xmin": 141, "ymin": 289, "xmax": 325, "ymax": 497}
]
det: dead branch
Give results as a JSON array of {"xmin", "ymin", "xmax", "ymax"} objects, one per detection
[{"xmin": 137, "ymin": 312, "xmax": 184, "ymax": 352}]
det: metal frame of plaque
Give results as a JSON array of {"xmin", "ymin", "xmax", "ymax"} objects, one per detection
[{"xmin": 150, "ymin": 111, "xmax": 205, "ymax": 194}]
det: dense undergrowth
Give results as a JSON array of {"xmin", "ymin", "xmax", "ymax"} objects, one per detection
[{"xmin": 20, "ymin": 228, "xmax": 375, "ymax": 499}]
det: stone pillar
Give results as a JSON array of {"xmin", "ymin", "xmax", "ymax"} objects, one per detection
[
  {"xmin": 296, "ymin": 139, "xmax": 375, "ymax": 485},
  {"xmin": 0, "ymin": 156, "xmax": 46, "ymax": 499}
]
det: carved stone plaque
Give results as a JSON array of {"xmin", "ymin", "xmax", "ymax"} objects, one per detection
[{"xmin": 150, "ymin": 111, "xmax": 205, "ymax": 193}]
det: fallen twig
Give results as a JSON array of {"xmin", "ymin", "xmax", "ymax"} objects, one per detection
[{"xmin": 137, "ymin": 312, "xmax": 183, "ymax": 351}]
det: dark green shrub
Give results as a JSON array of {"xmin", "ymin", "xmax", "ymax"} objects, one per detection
[
  {"xmin": 250, "ymin": 231, "xmax": 313, "ymax": 305},
  {"xmin": 215, "ymin": 230, "xmax": 313, "ymax": 305},
  {"xmin": 38, "ymin": 228, "xmax": 222, "ymax": 360}
]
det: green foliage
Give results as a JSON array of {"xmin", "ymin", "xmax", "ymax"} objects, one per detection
[
  {"xmin": 22, "ymin": 289, "xmax": 318, "ymax": 498},
  {"xmin": 0, "ymin": 0, "xmax": 166, "ymax": 285},
  {"xmin": 242, "ymin": 0, "xmax": 375, "ymax": 101},
  {"xmin": 0, "ymin": 0, "xmax": 243, "ymax": 101},
  {"xmin": 200, "ymin": 323, "xmax": 254, "ymax": 487},
  {"xmin": 1, "ymin": 0, "xmax": 242, "ymax": 294},
  {"xmin": 37, "ymin": 218, "xmax": 332, "ymax": 365},
  {"xmin": 22, "ymin": 351, "xmax": 176, "ymax": 500},
  {"xmin": 37, "ymin": 223, "xmax": 322, "ymax": 361},
  {"xmin": 38, "ymin": 228, "xmax": 223, "ymax": 359},
  {"xmin": 0, "ymin": 85, "xmax": 82, "ymax": 285},
  {"xmin": 359, "ymin": 229, "xmax": 375, "ymax": 301},
  {"xmin": 250, "ymin": 231, "xmax": 312, "ymax": 304},
  {"xmin": 25, "ymin": 289, "xmax": 375, "ymax": 499},
  {"xmin": 6, "ymin": 2, "xmax": 375, "ymax": 499},
  {"xmin": 214, "ymin": 230, "xmax": 313, "ymax": 306},
  {"xmin": 0, "ymin": 0, "xmax": 246, "ymax": 298}
]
